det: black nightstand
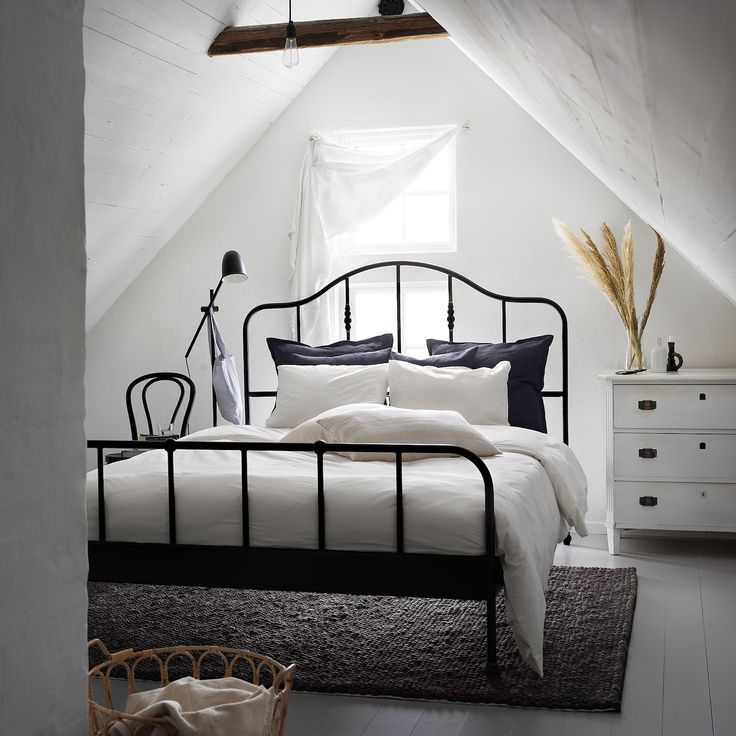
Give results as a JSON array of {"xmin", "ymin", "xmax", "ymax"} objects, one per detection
[{"xmin": 104, "ymin": 449, "xmax": 147, "ymax": 465}]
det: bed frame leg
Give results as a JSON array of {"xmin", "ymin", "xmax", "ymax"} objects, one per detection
[
  {"xmin": 485, "ymin": 662, "xmax": 500, "ymax": 677},
  {"xmin": 486, "ymin": 596, "xmax": 500, "ymax": 677}
]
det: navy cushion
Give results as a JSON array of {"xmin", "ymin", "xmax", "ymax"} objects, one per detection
[
  {"xmin": 426, "ymin": 335, "xmax": 554, "ymax": 432},
  {"xmin": 389, "ymin": 346, "xmax": 478, "ymax": 368},
  {"xmin": 267, "ymin": 334, "xmax": 393, "ymax": 368},
  {"xmin": 285, "ymin": 348, "xmax": 392, "ymax": 366}
]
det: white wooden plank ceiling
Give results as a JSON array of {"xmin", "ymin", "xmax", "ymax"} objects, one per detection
[
  {"xmin": 418, "ymin": 0, "xmax": 736, "ymax": 305},
  {"xmin": 84, "ymin": 0, "xmax": 376, "ymax": 329}
]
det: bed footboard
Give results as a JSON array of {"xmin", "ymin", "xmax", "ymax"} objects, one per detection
[{"xmin": 87, "ymin": 438, "xmax": 500, "ymax": 675}]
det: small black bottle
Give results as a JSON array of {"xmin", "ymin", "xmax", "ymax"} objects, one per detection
[{"xmin": 666, "ymin": 337, "xmax": 683, "ymax": 372}]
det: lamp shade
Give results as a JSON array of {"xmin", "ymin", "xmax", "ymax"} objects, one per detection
[{"xmin": 221, "ymin": 250, "xmax": 248, "ymax": 283}]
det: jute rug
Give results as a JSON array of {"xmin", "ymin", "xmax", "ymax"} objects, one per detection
[{"xmin": 88, "ymin": 565, "xmax": 637, "ymax": 711}]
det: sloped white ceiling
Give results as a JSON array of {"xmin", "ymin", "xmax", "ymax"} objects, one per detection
[
  {"xmin": 84, "ymin": 0, "xmax": 376, "ymax": 329},
  {"xmin": 419, "ymin": 0, "xmax": 736, "ymax": 305},
  {"xmin": 86, "ymin": 0, "xmax": 736, "ymax": 327}
]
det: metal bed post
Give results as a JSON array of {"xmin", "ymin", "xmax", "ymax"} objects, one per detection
[
  {"xmin": 241, "ymin": 449, "xmax": 250, "ymax": 547},
  {"xmin": 395, "ymin": 264, "xmax": 402, "ymax": 352},
  {"xmin": 315, "ymin": 442, "xmax": 326, "ymax": 551},
  {"xmin": 561, "ymin": 312, "xmax": 569, "ymax": 445},
  {"xmin": 166, "ymin": 439, "xmax": 177, "ymax": 545},
  {"xmin": 395, "ymin": 453, "xmax": 404, "ymax": 553},
  {"xmin": 483, "ymin": 462, "xmax": 499, "ymax": 676},
  {"xmin": 96, "ymin": 448, "xmax": 106, "ymax": 543},
  {"xmin": 243, "ymin": 318, "xmax": 252, "ymax": 425},
  {"xmin": 343, "ymin": 278, "xmax": 351, "ymax": 339},
  {"xmin": 447, "ymin": 275, "xmax": 454, "ymax": 341}
]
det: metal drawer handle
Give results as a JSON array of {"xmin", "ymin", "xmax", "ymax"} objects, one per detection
[
  {"xmin": 638, "ymin": 399, "xmax": 657, "ymax": 410},
  {"xmin": 638, "ymin": 448, "xmax": 658, "ymax": 459},
  {"xmin": 639, "ymin": 496, "xmax": 658, "ymax": 507}
]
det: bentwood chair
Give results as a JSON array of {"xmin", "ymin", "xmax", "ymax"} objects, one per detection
[{"xmin": 126, "ymin": 372, "xmax": 196, "ymax": 440}]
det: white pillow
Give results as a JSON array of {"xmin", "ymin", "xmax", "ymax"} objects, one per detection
[
  {"xmin": 265, "ymin": 364, "xmax": 388, "ymax": 428},
  {"xmin": 388, "ymin": 359, "xmax": 510, "ymax": 426},
  {"xmin": 280, "ymin": 403, "xmax": 500, "ymax": 461},
  {"xmin": 277, "ymin": 403, "xmax": 372, "ymax": 443}
]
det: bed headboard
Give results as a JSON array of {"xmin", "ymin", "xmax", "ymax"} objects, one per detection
[{"xmin": 243, "ymin": 260, "xmax": 569, "ymax": 443}]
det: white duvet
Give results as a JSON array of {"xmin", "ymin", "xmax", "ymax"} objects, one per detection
[{"xmin": 86, "ymin": 424, "xmax": 587, "ymax": 675}]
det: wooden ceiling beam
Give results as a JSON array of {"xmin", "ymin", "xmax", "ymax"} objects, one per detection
[{"xmin": 208, "ymin": 13, "xmax": 448, "ymax": 57}]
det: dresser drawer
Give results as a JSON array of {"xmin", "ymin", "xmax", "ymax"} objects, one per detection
[
  {"xmin": 614, "ymin": 384, "xmax": 736, "ymax": 429},
  {"xmin": 614, "ymin": 433, "xmax": 736, "ymax": 481},
  {"xmin": 614, "ymin": 481, "xmax": 736, "ymax": 528}
]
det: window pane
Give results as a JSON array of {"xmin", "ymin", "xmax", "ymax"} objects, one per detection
[
  {"xmin": 351, "ymin": 197, "xmax": 404, "ymax": 248},
  {"xmin": 405, "ymin": 194, "xmax": 450, "ymax": 243},
  {"xmin": 403, "ymin": 287, "xmax": 447, "ymax": 355},
  {"xmin": 332, "ymin": 125, "xmax": 455, "ymax": 255},
  {"xmin": 408, "ymin": 147, "xmax": 450, "ymax": 192},
  {"xmin": 346, "ymin": 283, "xmax": 446, "ymax": 357},
  {"xmin": 352, "ymin": 288, "xmax": 395, "ymax": 338}
]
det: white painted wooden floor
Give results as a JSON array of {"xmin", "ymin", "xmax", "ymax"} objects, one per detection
[{"xmin": 283, "ymin": 534, "xmax": 736, "ymax": 736}]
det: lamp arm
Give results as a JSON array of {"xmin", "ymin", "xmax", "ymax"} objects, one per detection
[{"xmin": 184, "ymin": 278, "xmax": 224, "ymax": 360}]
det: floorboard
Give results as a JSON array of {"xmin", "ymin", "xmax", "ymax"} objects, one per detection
[
  {"xmin": 407, "ymin": 702, "xmax": 469, "ymax": 736},
  {"xmin": 561, "ymin": 711, "xmax": 614, "ymax": 736},
  {"xmin": 286, "ymin": 693, "xmax": 379, "ymax": 736},
  {"xmin": 458, "ymin": 705, "xmax": 516, "ymax": 736},
  {"xmin": 360, "ymin": 700, "xmax": 425, "ymax": 736},
  {"xmin": 661, "ymin": 542, "xmax": 713, "ymax": 736},
  {"xmin": 699, "ymin": 546, "xmax": 736, "ymax": 736}
]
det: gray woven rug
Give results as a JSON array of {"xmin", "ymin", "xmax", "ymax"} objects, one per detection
[{"xmin": 88, "ymin": 565, "xmax": 637, "ymax": 711}]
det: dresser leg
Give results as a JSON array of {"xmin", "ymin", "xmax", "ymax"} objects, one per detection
[{"xmin": 607, "ymin": 526, "xmax": 621, "ymax": 555}]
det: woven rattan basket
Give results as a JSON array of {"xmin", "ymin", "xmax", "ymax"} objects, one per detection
[{"xmin": 88, "ymin": 640, "xmax": 296, "ymax": 736}]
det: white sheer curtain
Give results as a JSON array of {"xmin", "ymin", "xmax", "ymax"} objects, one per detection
[{"xmin": 288, "ymin": 126, "xmax": 461, "ymax": 344}]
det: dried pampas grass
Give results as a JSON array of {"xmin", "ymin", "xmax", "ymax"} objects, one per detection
[{"xmin": 553, "ymin": 219, "xmax": 666, "ymax": 369}]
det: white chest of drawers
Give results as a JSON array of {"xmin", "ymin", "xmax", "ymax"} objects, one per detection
[{"xmin": 599, "ymin": 369, "xmax": 736, "ymax": 554}]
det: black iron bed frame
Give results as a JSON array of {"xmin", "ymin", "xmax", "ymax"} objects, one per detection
[{"xmin": 88, "ymin": 261, "xmax": 569, "ymax": 677}]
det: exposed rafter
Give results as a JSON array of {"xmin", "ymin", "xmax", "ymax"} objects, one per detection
[{"xmin": 208, "ymin": 13, "xmax": 448, "ymax": 57}]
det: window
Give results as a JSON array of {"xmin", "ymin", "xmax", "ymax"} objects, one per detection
[
  {"xmin": 350, "ymin": 281, "xmax": 448, "ymax": 357},
  {"xmin": 332, "ymin": 125, "xmax": 456, "ymax": 255}
]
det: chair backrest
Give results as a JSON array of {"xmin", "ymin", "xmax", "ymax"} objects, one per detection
[{"xmin": 125, "ymin": 372, "xmax": 196, "ymax": 440}]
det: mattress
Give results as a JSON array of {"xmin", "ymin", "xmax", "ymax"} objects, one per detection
[{"xmin": 86, "ymin": 423, "xmax": 588, "ymax": 675}]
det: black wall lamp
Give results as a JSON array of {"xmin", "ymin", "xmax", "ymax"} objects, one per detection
[{"xmin": 184, "ymin": 250, "xmax": 248, "ymax": 426}]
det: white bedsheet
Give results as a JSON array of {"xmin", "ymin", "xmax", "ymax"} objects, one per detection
[{"xmin": 86, "ymin": 424, "xmax": 587, "ymax": 675}]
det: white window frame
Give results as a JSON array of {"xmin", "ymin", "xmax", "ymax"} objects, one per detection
[{"xmin": 331, "ymin": 125, "xmax": 457, "ymax": 256}]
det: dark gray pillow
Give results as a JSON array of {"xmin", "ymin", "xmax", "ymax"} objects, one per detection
[
  {"xmin": 285, "ymin": 348, "xmax": 392, "ymax": 366},
  {"xmin": 389, "ymin": 346, "xmax": 478, "ymax": 368},
  {"xmin": 267, "ymin": 334, "xmax": 393, "ymax": 368},
  {"xmin": 427, "ymin": 335, "xmax": 553, "ymax": 433}
]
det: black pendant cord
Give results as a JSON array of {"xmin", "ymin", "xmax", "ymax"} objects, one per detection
[{"xmin": 286, "ymin": 0, "xmax": 296, "ymax": 38}]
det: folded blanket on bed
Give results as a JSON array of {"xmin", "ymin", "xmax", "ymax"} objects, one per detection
[
  {"xmin": 110, "ymin": 676, "xmax": 274, "ymax": 736},
  {"xmin": 477, "ymin": 425, "xmax": 588, "ymax": 537}
]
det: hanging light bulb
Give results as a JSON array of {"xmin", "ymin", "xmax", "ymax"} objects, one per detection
[
  {"xmin": 283, "ymin": 22, "xmax": 298, "ymax": 68},
  {"xmin": 283, "ymin": 0, "xmax": 299, "ymax": 68}
]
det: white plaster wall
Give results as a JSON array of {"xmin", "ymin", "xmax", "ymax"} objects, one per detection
[
  {"xmin": 0, "ymin": 1, "xmax": 87, "ymax": 732},
  {"xmin": 86, "ymin": 39, "xmax": 736, "ymax": 528}
]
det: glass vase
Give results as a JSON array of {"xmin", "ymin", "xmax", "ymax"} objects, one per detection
[{"xmin": 625, "ymin": 329, "xmax": 644, "ymax": 371}]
